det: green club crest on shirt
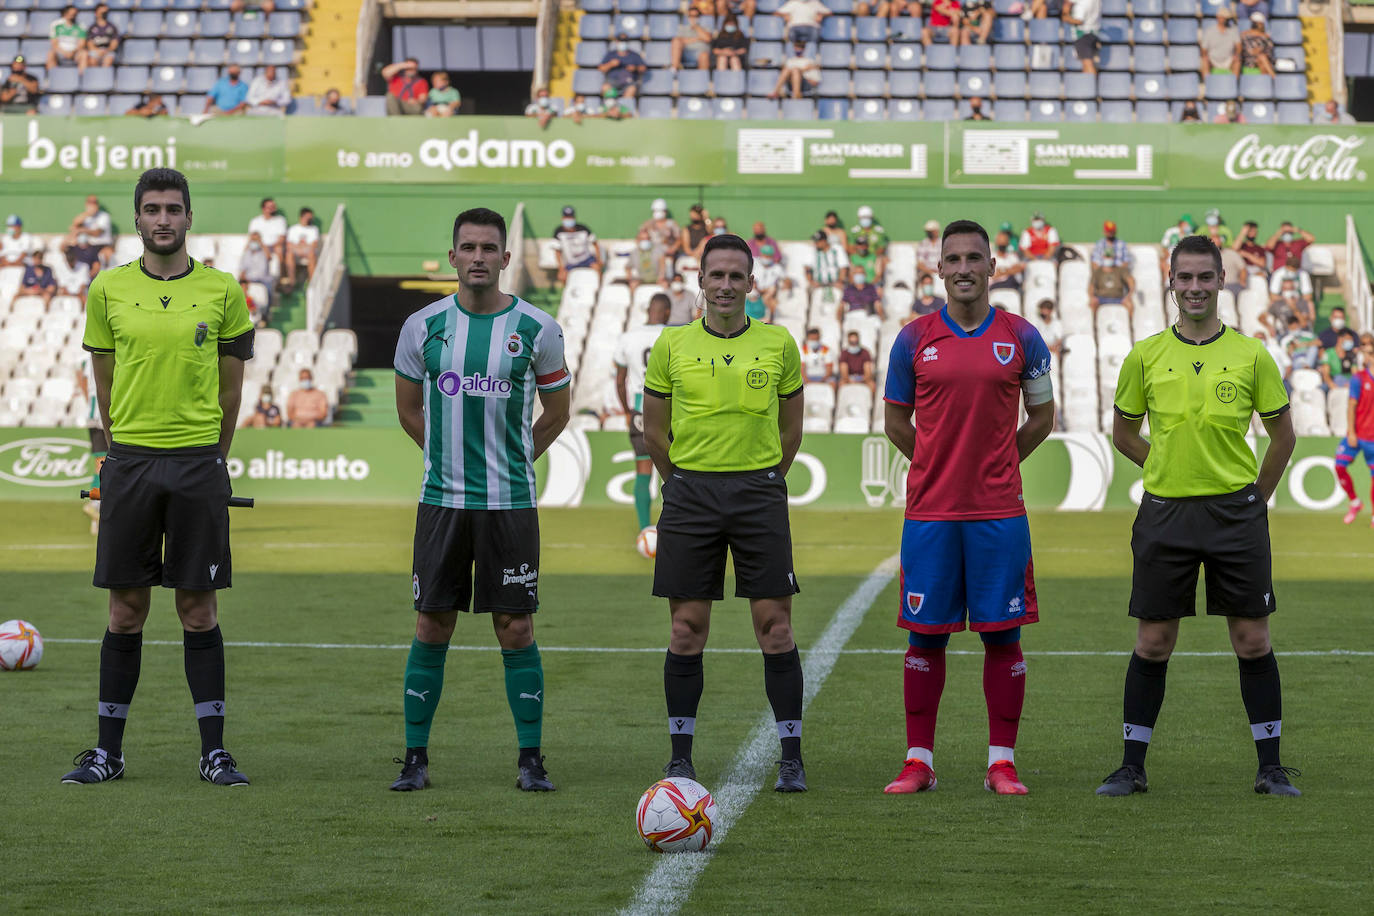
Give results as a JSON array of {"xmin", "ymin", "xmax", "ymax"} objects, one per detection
[
  {"xmin": 1215, "ymin": 380, "xmax": 1237, "ymax": 403},
  {"xmin": 194, "ymin": 322, "xmax": 208, "ymax": 348},
  {"xmin": 746, "ymin": 368, "xmax": 769, "ymax": 389}
]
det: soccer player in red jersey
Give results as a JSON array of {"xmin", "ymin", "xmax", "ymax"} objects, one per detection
[
  {"xmin": 880, "ymin": 220, "xmax": 1055, "ymax": 795},
  {"xmin": 1335, "ymin": 332, "xmax": 1374, "ymax": 526}
]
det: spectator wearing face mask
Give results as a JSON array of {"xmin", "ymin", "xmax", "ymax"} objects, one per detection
[
  {"xmin": 672, "ymin": 8, "xmax": 713, "ymax": 70},
  {"xmin": 629, "ymin": 229, "xmax": 662, "ymax": 294},
  {"xmin": 711, "ymin": 15, "xmax": 750, "ymax": 71},
  {"xmin": 748, "ymin": 221, "xmax": 781, "ymax": 263},
  {"xmin": 1158, "ymin": 213, "xmax": 1195, "ymax": 274},
  {"xmin": 1029, "ymin": 299, "xmax": 1064, "ymax": 357},
  {"xmin": 245, "ymin": 386, "xmax": 282, "ymax": 428},
  {"xmin": 1089, "ymin": 251, "xmax": 1135, "ymax": 315},
  {"xmin": 19, "ymin": 250, "xmax": 57, "ymax": 307},
  {"xmin": 639, "ymin": 198, "xmax": 681, "ymax": 279},
  {"xmin": 1319, "ymin": 306, "xmax": 1349, "ymax": 350},
  {"xmin": 1019, "ymin": 212, "xmax": 1060, "ymax": 261},
  {"xmin": 1214, "ymin": 99, "xmax": 1245, "ymax": 124},
  {"xmin": 801, "ymin": 327, "xmax": 837, "ymax": 385},
  {"xmin": 1261, "ymin": 277, "xmax": 1314, "ymax": 336},
  {"xmin": 678, "ymin": 204, "xmax": 711, "ymax": 263},
  {"xmin": 1179, "ymin": 100, "xmax": 1202, "ymax": 122},
  {"xmin": 287, "ymin": 370, "xmax": 331, "ymax": 427},
  {"xmin": 1320, "ymin": 327, "xmax": 1360, "ymax": 392},
  {"xmin": 665, "ymin": 274, "xmax": 698, "ymax": 326},
  {"xmin": 849, "ymin": 205, "xmax": 889, "ymax": 258},
  {"xmin": 838, "ymin": 331, "xmax": 875, "ymax": 392},
  {"xmin": 710, "ymin": 217, "xmax": 730, "ymax": 239},
  {"xmin": 806, "ymin": 230, "xmax": 849, "ymax": 297},
  {"xmin": 990, "ymin": 231, "xmax": 1024, "ymax": 291},
  {"xmin": 238, "ymin": 231, "xmax": 275, "ymax": 318},
  {"xmin": 915, "ymin": 219, "xmax": 942, "ymax": 277},
  {"xmin": 821, "ymin": 210, "xmax": 848, "ymax": 250},
  {"xmin": 1265, "ymin": 220, "xmax": 1313, "ymax": 269},
  {"xmin": 850, "ymin": 233, "xmax": 885, "ymax": 287},
  {"xmin": 752, "ymin": 244, "xmax": 790, "ymax": 319},
  {"xmin": 1201, "ymin": 208, "xmax": 1232, "ymax": 247},
  {"xmin": 769, "ymin": 41, "xmax": 822, "ymax": 99},
  {"xmin": 838, "ymin": 269, "xmax": 883, "ymax": 323},
  {"xmin": 525, "ymin": 87, "xmax": 557, "ymax": 129},
  {"xmin": 1233, "ymin": 220, "xmax": 1269, "ymax": 276},
  {"xmin": 1092, "ymin": 220, "xmax": 1131, "ymax": 267},
  {"xmin": 1268, "ymin": 252, "xmax": 1312, "ymax": 299},
  {"xmin": 1279, "ymin": 313, "xmax": 1320, "ymax": 381},
  {"xmin": 599, "ymin": 34, "xmax": 647, "ymax": 100},
  {"xmin": 552, "ymin": 206, "xmax": 600, "ymax": 284},
  {"xmin": 906, "ymin": 273, "xmax": 947, "ymax": 323}
]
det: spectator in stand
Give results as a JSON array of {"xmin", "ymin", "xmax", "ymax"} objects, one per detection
[
  {"xmin": 679, "ymin": 204, "xmax": 711, "ymax": 263},
  {"xmin": 628, "ymin": 231, "xmax": 662, "ymax": 296},
  {"xmin": 838, "ymin": 330, "xmax": 875, "ymax": 392},
  {"xmin": 1220, "ymin": 237, "xmax": 1247, "ymax": 301},
  {"xmin": 806, "ymin": 230, "xmax": 849, "ymax": 297},
  {"xmin": 526, "ymin": 87, "xmax": 556, "ymax": 128},
  {"xmin": 665, "ymin": 274, "xmax": 697, "ymax": 325},
  {"xmin": 1064, "ymin": 0, "xmax": 1101, "ymax": 75},
  {"xmin": 382, "ymin": 59, "xmax": 428, "ymax": 116},
  {"xmin": 1262, "ymin": 276, "xmax": 1314, "ymax": 335},
  {"xmin": 552, "ymin": 205, "xmax": 600, "ymax": 283},
  {"xmin": 990, "ymin": 230, "xmax": 1024, "ymax": 291},
  {"xmin": 125, "ymin": 91, "xmax": 168, "ymax": 117},
  {"xmin": 238, "ymin": 231, "xmax": 275, "ymax": 319},
  {"xmin": 1092, "ymin": 220, "xmax": 1131, "ymax": 267},
  {"xmin": 712, "ymin": 15, "xmax": 750, "ymax": 71},
  {"xmin": 248, "ymin": 197, "xmax": 288, "ymax": 279},
  {"xmin": 602, "ymin": 84, "xmax": 636, "ymax": 120},
  {"xmin": 1199, "ymin": 7, "xmax": 1241, "ymax": 78},
  {"xmin": 965, "ymin": 96, "xmax": 991, "ymax": 120},
  {"xmin": 1266, "ymin": 220, "xmax": 1313, "ymax": 268},
  {"xmin": 1268, "ymin": 251, "xmax": 1313, "ymax": 298},
  {"xmin": 286, "ymin": 369, "xmax": 330, "ymax": 428},
  {"xmin": 718, "ymin": 0, "xmax": 757, "ymax": 17},
  {"xmin": 672, "ymin": 8, "xmax": 713, "ymax": 71},
  {"xmin": 1214, "ymin": 98, "xmax": 1245, "ymax": 124},
  {"xmin": 924, "ymin": 0, "xmax": 963, "ymax": 47},
  {"xmin": 838, "ymin": 268, "xmax": 883, "ymax": 322},
  {"xmin": 19, "ymin": 250, "xmax": 57, "ymax": 308},
  {"xmin": 754, "ymin": 244, "xmax": 791, "ymax": 318},
  {"xmin": 285, "ymin": 207, "xmax": 320, "ymax": 286},
  {"xmin": 1, "ymin": 56, "xmax": 40, "ymax": 116},
  {"xmin": 425, "ymin": 71, "xmax": 462, "ymax": 116},
  {"xmin": 321, "ymin": 88, "xmax": 352, "ymax": 116},
  {"xmin": 689, "ymin": 0, "xmax": 715, "ymax": 17},
  {"xmin": 638, "ymin": 198, "xmax": 681, "ymax": 279},
  {"xmin": 1280, "ymin": 313, "xmax": 1320, "ymax": 379},
  {"xmin": 822, "ymin": 210, "xmax": 848, "ymax": 250},
  {"xmin": 55, "ymin": 247, "xmax": 92, "ymax": 305},
  {"xmin": 1234, "ymin": 220, "xmax": 1269, "ymax": 276},
  {"xmin": 709, "ymin": 216, "xmax": 730, "ymax": 239},
  {"xmin": 768, "ymin": 41, "xmax": 822, "ymax": 99},
  {"xmin": 1240, "ymin": 13, "xmax": 1276, "ymax": 77},
  {"xmin": 998, "ymin": 219, "xmax": 1020, "ymax": 252},
  {"xmin": 1235, "ymin": 0, "xmax": 1269, "ymax": 24},
  {"xmin": 776, "ymin": 0, "xmax": 831, "ymax": 45},
  {"xmin": 907, "ymin": 272, "xmax": 946, "ymax": 320},
  {"xmin": 1088, "ymin": 249, "xmax": 1135, "ymax": 315},
  {"xmin": 1202, "ymin": 208, "xmax": 1232, "ymax": 246},
  {"xmin": 85, "ymin": 4, "xmax": 120, "ymax": 69},
  {"xmin": 247, "ymin": 64, "xmax": 293, "ymax": 115},
  {"xmin": 850, "ymin": 233, "xmax": 885, "ymax": 287},
  {"xmin": 916, "ymin": 219, "xmax": 942, "ymax": 276},
  {"xmin": 1319, "ymin": 306, "xmax": 1349, "ymax": 350},
  {"xmin": 1320, "ymin": 328, "xmax": 1361, "ymax": 392},
  {"xmin": 46, "ymin": 6, "xmax": 88, "ymax": 74},
  {"xmin": 1158, "ymin": 213, "xmax": 1195, "ymax": 272},
  {"xmin": 566, "ymin": 94, "xmax": 596, "ymax": 124},
  {"xmin": 850, "ymin": 205, "xmax": 889, "ymax": 258},
  {"xmin": 599, "ymin": 34, "xmax": 647, "ymax": 100},
  {"xmin": 1, "ymin": 215, "xmax": 35, "ymax": 267},
  {"xmin": 1317, "ymin": 99, "xmax": 1357, "ymax": 125},
  {"xmin": 802, "ymin": 327, "xmax": 837, "ymax": 385},
  {"xmin": 1019, "ymin": 211, "xmax": 1060, "ymax": 261},
  {"xmin": 748, "ymin": 221, "xmax": 781, "ymax": 263},
  {"xmin": 205, "ymin": 64, "xmax": 250, "ymax": 115},
  {"xmin": 963, "ymin": 0, "xmax": 995, "ymax": 45},
  {"xmin": 64, "ymin": 195, "xmax": 114, "ymax": 271},
  {"xmin": 245, "ymin": 386, "xmax": 283, "ymax": 428},
  {"xmin": 1030, "ymin": 298, "xmax": 1065, "ymax": 357},
  {"xmin": 1179, "ymin": 100, "xmax": 1203, "ymax": 122},
  {"xmin": 1028, "ymin": 0, "xmax": 1064, "ymax": 19},
  {"xmin": 231, "ymin": 0, "xmax": 279, "ymax": 13}
]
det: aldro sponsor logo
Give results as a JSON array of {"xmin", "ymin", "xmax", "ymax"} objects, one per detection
[{"xmin": 436, "ymin": 371, "xmax": 513, "ymax": 398}]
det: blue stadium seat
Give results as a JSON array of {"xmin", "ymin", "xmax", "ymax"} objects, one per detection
[
  {"xmin": 819, "ymin": 16, "xmax": 852, "ymax": 42},
  {"xmin": 1133, "ymin": 18, "xmax": 1164, "ymax": 44},
  {"xmin": 925, "ymin": 43, "xmax": 957, "ymax": 69},
  {"xmin": 227, "ymin": 38, "xmax": 260, "ymax": 65},
  {"xmin": 854, "ymin": 71, "xmax": 886, "ymax": 96},
  {"xmin": 1166, "ymin": 72, "xmax": 1200, "ymax": 99},
  {"xmin": 714, "ymin": 97, "xmax": 745, "ymax": 119},
  {"xmin": 640, "ymin": 69, "xmax": 673, "ymax": 95},
  {"xmin": 106, "ymin": 11, "xmax": 133, "ymax": 31},
  {"xmin": 128, "ymin": 11, "xmax": 162, "ymax": 38},
  {"xmin": 1063, "ymin": 72, "xmax": 1096, "ymax": 99},
  {"xmin": 0, "ymin": 12, "xmax": 27, "ymax": 38},
  {"xmin": 1243, "ymin": 101, "xmax": 1276, "ymax": 124},
  {"xmin": 1240, "ymin": 74, "xmax": 1273, "ymax": 99},
  {"xmin": 753, "ymin": 17, "xmax": 785, "ymax": 41},
  {"xmin": 193, "ymin": 38, "xmax": 227, "ymax": 64},
  {"xmin": 1274, "ymin": 73, "xmax": 1306, "ymax": 101},
  {"xmin": 1135, "ymin": 100, "xmax": 1170, "ymax": 121},
  {"xmin": 579, "ymin": 14, "xmax": 611, "ymax": 40},
  {"xmin": 650, "ymin": 0, "xmax": 681, "ymax": 10},
  {"xmin": 818, "ymin": 69, "xmax": 849, "ymax": 96},
  {"xmin": 75, "ymin": 94, "xmax": 107, "ymax": 115},
  {"xmin": 1101, "ymin": 100, "xmax": 1133, "ymax": 122},
  {"xmin": 575, "ymin": 40, "xmax": 605, "ymax": 68},
  {"xmin": 923, "ymin": 98, "xmax": 954, "ymax": 119},
  {"xmin": 150, "ymin": 64, "xmax": 183, "ymax": 93},
  {"xmin": 891, "ymin": 44, "xmax": 922, "ymax": 69},
  {"xmin": 1027, "ymin": 19, "xmax": 1061, "ymax": 43},
  {"xmin": 888, "ymin": 98, "xmax": 921, "ymax": 120},
  {"xmin": 817, "ymin": 98, "xmax": 849, "ymax": 119},
  {"xmin": 1276, "ymin": 101, "xmax": 1310, "ymax": 123},
  {"xmin": 755, "ymin": 0, "xmax": 783, "ymax": 12},
  {"xmin": 855, "ymin": 17, "xmax": 887, "ymax": 42},
  {"xmin": 1275, "ymin": 45, "xmax": 1305, "ymax": 71},
  {"xmin": 1099, "ymin": 45, "xmax": 1131, "ymax": 71},
  {"xmin": 819, "ymin": 43, "xmax": 851, "ymax": 68},
  {"xmin": 614, "ymin": 14, "xmax": 647, "ymax": 39},
  {"xmin": 924, "ymin": 70, "xmax": 956, "ymax": 97},
  {"xmin": 957, "ymin": 44, "xmax": 991, "ymax": 70},
  {"xmin": 994, "ymin": 0, "xmax": 1021, "ymax": 11},
  {"xmin": 1204, "ymin": 72, "xmax": 1237, "ymax": 99},
  {"xmin": 620, "ymin": 0, "xmax": 649, "ymax": 12},
  {"xmin": 0, "ymin": 38, "xmax": 16, "ymax": 61},
  {"xmin": 890, "ymin": 17, "xmax": 921, "ymax": 42},
  {"xmin": 853, "ymin": 98, "xmax": 884, "ymax": 121},
  {"xmin": 1099, "ymin": 18, "xmax": 1128, "ymax": 43},
  {"xmin": 1167, "ymin": 44, "xmax": 1200, "ymax": 73},
  {"xmin": 47, "ymin": 68, "xmax": 80, "ymax": 94},
  {"xmin": 678, "ymin": 96, "xmax": 712, "ymax": 119},
  {"xmin": 80, "ymin": 66, "xmax": 114, "ymax": 92},
  {"xmin": 114, "ymin": 65, "xmax": 149, "ymax": 92},
  {"xmin": 159, "ymin": 39, "xmax": 192, "ymax": 65},
  {"xmin": 1270, "ymin": 20, "xmax": 1301, "ymax": 45},
  {"xmin": 1199, "ymin": 0, "xmax": 1228, "ymax": 15},
  {"xmin": 168, "ymin": 0, "xmax": 203, "ymax": 9},
  {"xmin": 714, "ymin": 69, "xmax": 745, "ymax": 96},
  {"xmin": 164, "ymin": 10, "xmax": 197, "ymax": 38},
  {"xmin": 1133, "ymin": 0, "xmax": 1164, "ymax": 16},
  {"xmin": 1164, "ymin": 0, "xmax": 1196, "ymax": 15},
  {"xmin": 642, "ymin": 39, "xmax": 670, "ymax": 67},
  {"xmin": 959, "ymin": 70, "xmax": 992, "ymax": 97},
  {"xmin": 1165, "ymin": 19, "xmax": 1198, "ymax": 46},
  {"xmin": 746, "ymin": 96, "xmax": 780, "ymax": 118},
  {"xmin": 571, "ymin": 68, "xmax": 602, "ymax": 95},
  {"xmin": 581, "ymin": 0, "xmax": 614, "ymax": 11},
  {"xmin": 993, "ymin": 99, "xmax": 1027, "ymax": 122},
  {"xmin": 232, "ymin": 12, "xmax": 267, "ymax": 39},
  {"xmin": 118, "ymin": 38, "xmax": 157, "ymax": 65},
  {"xmin": 646, "ymin": 14, "xmax": 675, "ymax": 40},
  {"xmin": 678, "ymin": 69, "xmax": 710, "ymax": 95},
  {"xmin": 1135, "ymin": 73, "xmax": 1167, "ymax": 100},
  {"xmin": 262, "ymin": 38, "xmax": 294, "ymax": 65},
  {"xmin": 748, "ymin": 69, "xmax": 778, "ymax": 95},
  {"xmin": 1065, "ymin": 99, "xmax": 1098, "ymax": 122},
  {"xmin": 781, "ymin": 98, "xmax": 815, "ymax": 118},
  {"xmin": 854, "ymin": 43, "xmax": 886, "ymax": 68},
  {"xmin": 20, "ymin": 38, "xmax": 50, "ymax": 62},
  {"xmin": 1029, "ymin": 100, "xmax": 1061, "ymax": 122},
  {"xmin": 993, "ymin": 44, "xmax": 1026, "ymax": 71},
  {"xmin": 39, "ymin": 94, "xmax": 72, "ymax": 116},
  {"xmin": 827, "ymin": 0, "xmax": 855, "ymax": 12},
  {"xmin": 1134, "ymin": 45, "xmax": 1165, "ymax": 72},
  {"xmin": 1269, "ymin": 0, "xmax": 1299, "ymax": 16},
  {"xmin": 1098, "ymin": 72, "xmax": 1132, "ymax": 98},
  {"xmin": 638, "ymin": 96, "xmax": 672, "ymax": 117},
  {"xmin": 991, "ymin": 18, "xmax": 1024, "ymax": 43},
  {"xmin": 994, "ymin": 71, "xmax": 1026, "ymax": 98},
  {"xmin": 25, "ymin": 11, "xmax": 58, "ymax": 39},
  {"xmin": 186, "ymin": 66, "xmax": 217, "ymax": 93},
  {"xmin": 1027, "ymin": 71, "xmax": 1060, "ymax": 98},
  {"xmin": 750, "ymin": 40, "xmax": 782, "ymax": 66},
  {"xmin": 107, "ymin": 93, "xmax": 139, "ymax": 115}
]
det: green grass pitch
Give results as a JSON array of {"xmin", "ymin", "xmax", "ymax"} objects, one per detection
[{"xmin": 1, "ymin": 501, "xmax": 1371, "ymax": 914}]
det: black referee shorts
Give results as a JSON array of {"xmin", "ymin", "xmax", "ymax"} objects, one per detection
[
  {"xmin": 411, "ymin": 504, "xmax": 540, "ymax": 614},
  {"xmin": 653, "ymin": 467, "xmax": 800, "ymax": 601},
  {"xmin": 94, "ymin": 442, "xmax": 232, "ymax": 591},
  {"xmin": 1129, "ymin": 483, "xmax": 1275, "ymax": 620}
]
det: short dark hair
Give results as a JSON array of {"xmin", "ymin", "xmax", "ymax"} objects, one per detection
[
  {"xmin": 941, "ymin": 218, "xmax": 989, "ymax": 251},
  {"xmin": 1169, "ymin": 234, "xmax": 1222, "ymax": 274},
  {"xmin": 648, "ymin": 293, "xmax": 671, "ymax": 313},
  {"xmin": 806, "ymin": 326, "xmax": 820, "ymax": 336},
  {"xmin": 134, "ymin": 168, "xmax": 190, "ymax": 212},
  {"xmin": 260, "ymin": 197, "xmax": 274, "ymax": 208},
  {"xmin": 300, "ymin": 207, "xmax": 314, "ymax": 217},
  {"xmin": 700, "ymin": 233, "xmax": 753, "ymax": 274},
  {"xmin": 452, "ymin": 207, "xmax": 507, "ymax": 250}
]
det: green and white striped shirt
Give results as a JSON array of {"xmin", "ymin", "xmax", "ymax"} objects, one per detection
[{"xmin": 394, "ymin": 294, "xmax": 570, "ymax": 509}]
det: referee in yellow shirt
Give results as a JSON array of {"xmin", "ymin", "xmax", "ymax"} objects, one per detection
[
  {"xmin": 1097, "ymin": 235, "xmax": 1300, "ymax": 798},
  {"xmin": 642, "ymin": 233, "xmax": 807, "ymax": 792},
  {"xmin": 64, "ymin": 168, "xmax": 254, "ymax": 787}
]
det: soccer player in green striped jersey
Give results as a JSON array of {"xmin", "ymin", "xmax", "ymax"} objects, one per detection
[{"xmin": 390, "ymin": 207, "xmax": 571, "ymax": 793}]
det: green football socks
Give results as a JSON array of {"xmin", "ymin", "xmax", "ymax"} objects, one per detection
[
  {"xmin": 502, "ymin": 643, "xmax": 544, "ymax": 750},
  {"xmin": 402, "ymin": 638, "xmax": 449, "ymax": 749},
  {"xmin": 634, "ymin": 472, "xmax": 652, "ymax": 530}
]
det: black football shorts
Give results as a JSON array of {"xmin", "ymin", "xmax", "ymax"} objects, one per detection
[{"xmin": 411, "ymin": 504, "xmax": 540, "ymax": 613}]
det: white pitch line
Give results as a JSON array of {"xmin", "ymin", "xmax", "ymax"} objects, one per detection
[{"xmin": 620, "ymin": 553, "xmax": 902, "ymax": 916}]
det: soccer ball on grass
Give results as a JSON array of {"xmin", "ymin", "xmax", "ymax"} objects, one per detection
[
  {"xmin": 0, "ymin": 619, "xmax": 44, "ymax": 670},
  {"xmin": 635, "ymin": 777, "xmax": 718, "ymax": 853},
  {"xmin": 636, "ymin": 526, "xmax": 658, "ymax": 559}
]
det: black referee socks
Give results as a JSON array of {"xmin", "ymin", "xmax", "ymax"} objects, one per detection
[
  {"xmin": 97, "ymin": 629, "xmax": 142, "ymax": 757},
  {"xmin": 665, "ymin": 650, "xmax": 704, "ymax": 761},
  {"xmin": 184, "ymin": 626, "xmax": 227, "ymax": 757},
  {"xmin": 763, "ymin": 647, "xmax": 804, "ymax": 762},
  {"xmin": 1121, "ymin": 652, "xmax": 1168, "ymax": 769},
  {"xmin": 1238, "ymin": 651, "xmax": 1283, "ymax": 768}
]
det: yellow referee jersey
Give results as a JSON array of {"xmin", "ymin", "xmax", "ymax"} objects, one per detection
[{"xmin": 644, "ymin": 318, "xmax": 802, "ymax": 472}]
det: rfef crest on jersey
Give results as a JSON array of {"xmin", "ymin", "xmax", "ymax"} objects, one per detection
[{"xmin": 993, "ymin": 341, "xmax": 1015, "ymax": 366}]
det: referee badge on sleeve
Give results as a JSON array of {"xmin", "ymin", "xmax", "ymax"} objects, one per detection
[{"xmin": 194, "ymin": 322, "xmax": 208, "ymax": 348}]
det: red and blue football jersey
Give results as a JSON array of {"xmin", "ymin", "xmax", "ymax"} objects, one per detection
[
  {"xmin": 1351, "ymin": 368, "xmax": 1374, "ymax": 441},
  {"xmin": 884, "ymin": 307, "xmax": 1053, "ymax": 521}
]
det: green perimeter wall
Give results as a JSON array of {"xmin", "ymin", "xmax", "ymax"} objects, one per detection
[{"xmin": 3, "ymin": 116, "xmax": 1374, "ymax": 276}]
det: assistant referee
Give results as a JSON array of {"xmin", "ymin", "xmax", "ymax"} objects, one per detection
[
  {"xmin": 1097, "ymin": 235, "xmax": 1300, "ymax": 798},
  {"xmin": 63, "ymin": 168, "xmax": 254, "ymax": 787},
  {"xmin": 642, "ymin": 233, "xmax": 808, "ymax": 792}
]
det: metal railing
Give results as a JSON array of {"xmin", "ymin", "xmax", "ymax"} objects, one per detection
[
  {"xmin": 307, "ymin": 203, "xmax": 348, "ymax": 335},
  {"xmin": 1346, "ymin": 213, "xmax": 1373, "ymax": 332},
  {"xmin": 500, "ymin": 201, "xmax": 528, "ymax": 295},
  {"xmin": 532, "ymin": 0, "xmax": 558, "ymax": 93},
  {"xmin": 355, "ymin": 0, "xmax": 383, "ymax": 99}
]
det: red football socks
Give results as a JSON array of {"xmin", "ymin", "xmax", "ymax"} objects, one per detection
[
  {"xmin": 903, "ymin": 646, "xmax": 946, "ymax": 752},
  {"xmin": 983, "ymin": 641, "xmax": 1026, "ymax": 749}
]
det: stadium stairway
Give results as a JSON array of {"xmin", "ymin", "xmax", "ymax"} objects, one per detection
[
  {"xmin": 1302, "ymin": 16, "xmax": 1332, "ymax": 104},
  {"xmin": 296, "ymin": 0, "xmax": 360, "ymax": 99},
  {"xmin": 335, "ymin": 368, "xmax": 397, "ymax": 426},
  {"xmin": 547, "ymin": 6, "xmax": 580, "ymax": 99},
  {"xmin": 267, "ymin": 286, "xmax": 308, "ymax": 335}
]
